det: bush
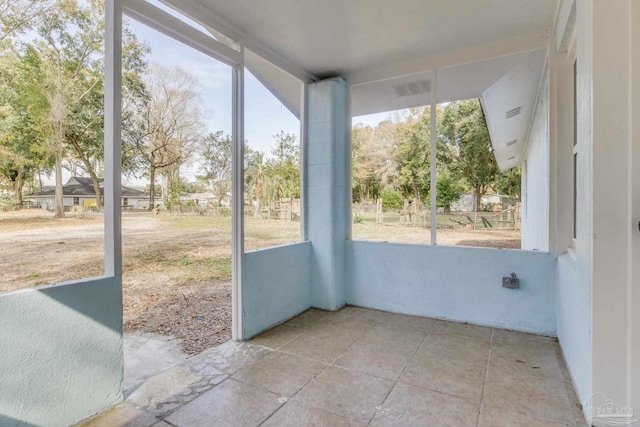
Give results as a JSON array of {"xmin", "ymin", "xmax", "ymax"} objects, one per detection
[
  {"xmin": 381, "ymin": 189, "xmax": 403, "ymax": 210},
  {"xmin": 0, "ymin": 193, "xmax": 19, "ymax": 212},
  {"xmin": 353, "ymin": 211, "xmax": 363, "ymax": 224}
]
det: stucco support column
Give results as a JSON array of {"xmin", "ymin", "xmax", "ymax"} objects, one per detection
[{"xmin": 305, "ymin": 78, "xmax": 348, "ymax": 310}]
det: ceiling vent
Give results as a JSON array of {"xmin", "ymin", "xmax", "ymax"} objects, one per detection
[
  {"xmin": 392, "ymin": 80, "xmax": 430, "ymax": 98},
  {"xmin": 506, "ymin": 139, "xmax": 517, "ymax": 147},
  {"xmin": 505, "ymin": 106, "xmax": 522, "ymax": 119}
]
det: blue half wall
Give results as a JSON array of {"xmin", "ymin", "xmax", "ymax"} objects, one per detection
[
  {"xmin": 346, "ymin": 241, "xmax": 557, "ymax": 335},
  {"xmin": 242, "ymin": 242, "xmax": 312, "ymax": 338},
  {"xmin": 0, "ymin": 277, "xmax": 123, "ymax": 427}
]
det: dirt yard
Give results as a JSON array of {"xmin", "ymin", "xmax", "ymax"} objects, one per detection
[{"xmin": 0, "ymin": 209, "xmax": 519, "ymax": 355}]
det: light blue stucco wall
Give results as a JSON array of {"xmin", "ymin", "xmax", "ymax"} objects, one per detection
[
  {"xmin": 242, "ymin": 242, "xmax": 312, "ymax": 338},
  {"xmin": 346, "ymin": 241, "xmax": 557, "ymax": 335},
  {"xmin": 0, "ymin": 277, "xmax": 123, "ymax": 427},
  {"xmin": 556, "ymin": 253, "xmax": 591, "ymax": 407},
  {"xmin": 305, "ymin": 79, "xmax": 348, "ymax": 311}
]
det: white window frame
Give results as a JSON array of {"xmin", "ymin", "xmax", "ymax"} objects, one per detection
[
  {"xmin": 569, "ymin": 35, "xmax": 578, "ymax": 248},
  {"xmin": 112, "ymin": 0, "xmax": 247, "ymax": 339}
]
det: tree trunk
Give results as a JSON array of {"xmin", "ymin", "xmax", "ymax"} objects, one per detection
[
  {"xmin": 474, "ymin": 185, "xmax": 484, "ymax": 212},
  {"xmin": 149, "ymin": 165, "xmax": 156, "ymax": 210},
  {"xmin": 253, "ymin": 197, "xmax": 261, "ymax": 219},
  {"xmin": 253, "ymin": 179, "xmax": 263, "ymax": 219},
  {"xmin": 88, "ymin": 168, "xmax": 102, "ymax": 210},
  {"xmin": 54, "ymin": 152, "xmax": 64, "ymax": 219},
  {"xmin": 12, "ymin": 167, "xmax": 23, "ymax": 207},
  {"xmin": 161, "ymin": 172, "xmax": 170, "ymax": 207},
  {"xmin": 289, "ymin": 196, "xmax": 294, "ymax": 221},
  {"xmin": 70, "ymin": 138, "xmax": 103, "ymax": 209}
]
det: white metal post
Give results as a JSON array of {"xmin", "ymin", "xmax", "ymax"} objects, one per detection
[
  {"xmin": 299, "ymin": 82, "xmax": 307, "ymax": 241},
  {"xmin": 105, "ymin": 0, "xmax": 123, "ymax": 277},
  {"xmin": 430, "ymin": 69, "xmax": 438, "ymax": 245},
  {"xmin": 231, "ymin": 50, "xmax": 245, "ymax": 341}
]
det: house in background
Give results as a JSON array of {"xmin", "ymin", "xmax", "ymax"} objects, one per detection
[
  {"xmin": 0, "ymin": 0, "xmax": 638, "ymax": 426},
  {"xmin": 24, "ymin": 176, "xmax": 150, "ymax": 210}
]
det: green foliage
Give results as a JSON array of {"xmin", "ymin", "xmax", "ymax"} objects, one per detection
[
  {"xmin": 165, "ymin": 179, "xmax": 183, "ymax": 209},
  {"xmin": 439, "ymin": 100, "xmax": 499, "ymax": 205},
  {"xmin": 351, "ymin": 100, "xmax": 515, "ymax": 213},
  {"xmin": 199, "ymin": 131, "xmax": 232, "ymax": 205},
  {"xmin": 352, "ymin": 211, "xmax": 363, "ymax": 224},
  {"xmin": 380, "ymin": 188, "xmax": 403, "ymax": 210},
  {"xmin": 436, "ymin": 169, "xmax": 463, "ymax": 212},
  {"xmin": 245, "ymin": 132, "xmax": 300, "ymax": 218},
  {"xmin": 494, "ymin": 166, "xmax": 521, "ymax": 198},
  {"xmin": 0, "ymin": 0, "xmax": 148, "ymax": 214},
  {"xmin": 394, "ymin": 109, "xmax": 431, "ymax": 202},
  {"xmin": 267, "ymin": 131, "xmax": 300, "ymax": 200}
]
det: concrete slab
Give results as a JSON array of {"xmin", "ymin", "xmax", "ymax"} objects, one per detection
[{"xmin": 124, "ymin": 332, "xmax": 188, "ymax": 397}]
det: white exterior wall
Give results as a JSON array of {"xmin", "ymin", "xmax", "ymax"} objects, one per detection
[
  {"xmin": 588, "ymin": 0, "xmax": 636, "ymax": 417},
  {"xmin": 552, "ymin": 4, "xmax": 593, "ymax": 409},
  {"xmin": 521, "ymin": 68, "xmax": 550, "ymax": 252},
  {"xmin": 552, "ymin": 0, "xmax": 640, "ymax": 422}
]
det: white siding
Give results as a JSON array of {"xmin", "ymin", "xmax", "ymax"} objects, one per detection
[{"xmin": 521, "ymin": 68, "xmax": 549, "ymax": 251}]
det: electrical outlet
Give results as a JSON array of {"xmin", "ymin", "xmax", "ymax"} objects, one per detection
[{"xmin": 502, "ymin": 273, "xmax": 520, "ymax": 289}]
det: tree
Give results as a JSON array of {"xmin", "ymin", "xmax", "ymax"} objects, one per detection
[
  {"xmin": 351, "ymin": 120, "xmax": 397, "ymax": 203},
  {"xmin": 0, "ymin": 0, "xmax": 53, "ymax": 43},
  {"xmin": 1, "ymin": 0, "xmax": 148, "ymax": 216},
  {"xmin": 0, "ymin": 48, "xmax": 52, "ymax": 206},
  {"xmin": 265, "ymin": 131, "xmax": 300, "ymax": 219},
  {"xmin": 494, "ymin": 166, "xmax": 521, "ymax": 198},
  {"xmin": 394, "ymin": 108, "xmax": 431, "ymax": 205},
  {"xmin": 245, "ymin": 148, "xmax": 268, "ymax": 218},
  {"xmin": 199, "ymin": 131, "xmax": 232, "ymax": 206},
  {"xmin": 440, "ymin": 100, "xmax": 499, "ymax": 210},
  {"xmin": 267, "ymin": 131, "xmax": 299, "ymax": 199},
  {"xmin": 128, "ymin": 64, "xmax": 204, "ymax": 209},
  {"xmin": 436, "ymin": 169, "xmax": 463, "ymax": 212}
]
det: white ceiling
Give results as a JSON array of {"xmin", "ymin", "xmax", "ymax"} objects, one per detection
[
  {"xmin": 161, "ymin": 0, "xmax": 556, "ymax": 169},
  {"xmin": 189, "ymin": 0, "xmax": 556, "ymax": 79}
]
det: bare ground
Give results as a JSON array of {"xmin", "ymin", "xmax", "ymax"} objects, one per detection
[{"xmin": 0, "ymin": 210, "xmax": 520, "ymax": 355}]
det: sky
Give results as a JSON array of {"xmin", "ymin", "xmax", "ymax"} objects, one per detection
[
  {"xmin": 47, "ymin": 0, "xmax": 394, "ymax": 186},
  {"xmin": 125, "ymin": 9, "xmax": 301, "ymax": 184},
  {"xmin": 124, "ymin": 4, "xmax": 395, "ymax": 185}
]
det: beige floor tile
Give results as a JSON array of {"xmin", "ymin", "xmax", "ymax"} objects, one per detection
[
  {"xmin": 248, "ymin": 323, "xmax": 306, "ymax": 350},
  {"xmin": 380, "ymin": 312, "xmax": 436, "ymax": 332},
  {"xmin": 492, "ymin": 328, "xmax": 558, "ymax": 345},
  {"xmin": 334, "ymin": 325, "xmax": 424, "ymax": 380},
  {"xmin": 483, "ymin": 366, "xmax": 579, "ymax": 425},
  {"xmin": 431, "ymin": 320, "xmax": 493, "ymax": 341},
  {"xmin": 309, "ymin": 317, "xmax": 374, "ymax": 341},
  {"xmin": 78, "ymin": 403, "xmax": 159, "ymax": 427},
  {"xmin": 478, "ymin": 404, "xmax": 575, "ymax": 427},
  {"xmin": 279, "ymin": 329, "xmax": 360, "ymax": 363},
  {"xmin": 165, "ymin": 379, "xmax": 283, "ymax": 427},
  {"xmin": 490, "ymin": 340, "xmax": 564, "ymax": 378},
  {"xmin": 400, "ymin": 352, "xmax": 486, "ymax": 402},
  {"xmin": 286, "ymin": 309, "xmax": 333, "ymax": 329},
  {"xmin": 232, "ymin": 351, "xmax": 327, "ymax": 396},
  {"xmin": 262, "ymin": 401, "xmax": 365, "ymax": 426},
  {"xmin": 293, "ymin": 366, "xmax": 394, "ymax": 425},
  {"xmin": 370, "ymin": 383, "xmax": 479, "ymax": 427},
  {"xmin": 190, "ymin": 341, "xmax": 271, "ymax": 375},
  {"xmin": 332, "ymin": 306, "xmax": 389, "ymax": 324},
  {"xmin": 419, "ymin": 332, "xmax": 490, "ymax": 365}
]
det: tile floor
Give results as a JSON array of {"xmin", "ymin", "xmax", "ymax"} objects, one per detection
[{"xmin": 80, "ymin": 306, "xmax": 586, "ymax": 427}]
